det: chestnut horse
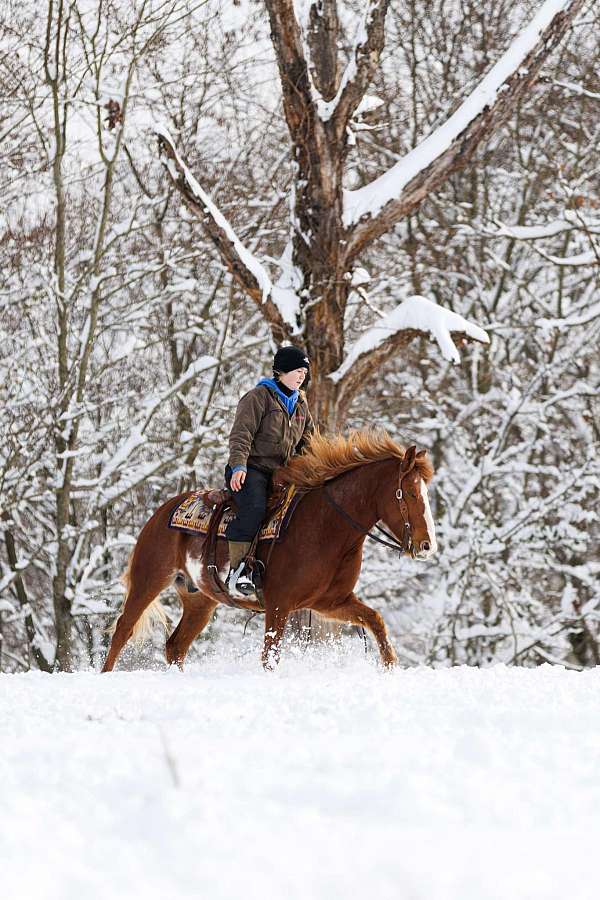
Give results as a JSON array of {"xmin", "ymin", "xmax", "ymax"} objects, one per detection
[{"xmin": 102, "ymin": 430, "xmax": 436, "ymax": 672}]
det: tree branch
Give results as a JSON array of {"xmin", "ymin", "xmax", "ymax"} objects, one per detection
[
  {"xmin": 306, "ymin": 0, "xmax": 339, "ymax": 99},
  {"xmin": 334, "ymin": 327, "xmax": 421, "ymax": 421},
  {"xmin": 345, "ymin": 0, "xmax": 586, "ymax": 262},
  {"xmin": 2, "ymin": 514, "xmax": 53, "ymax": 672},
  {"xmin": 156, "ymin": 127, "xmax": 293, "ymax": 342},
  {"xmin": 263, "ymin": 0, "xmax": 315, "ymax": 147},
  {"xmin": 329, "ymin": 0, "xmax": 390, "ymax": 139},
  {"xmin": 330, "ymin": 295, "xmax": 489, "ymax": 418}
]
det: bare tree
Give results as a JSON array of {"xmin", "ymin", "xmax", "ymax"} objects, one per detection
[
  {"xmin": 33, "ymin": 0, "xmax": 219, "ymax": 669},
  {"xmin": 157, "ymin": 0, "xmax": 584, "ymax": 428}
]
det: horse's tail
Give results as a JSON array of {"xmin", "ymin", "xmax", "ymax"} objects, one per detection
[
  {"xmin": 106, "ymin": 551, "xmax": 169, "ymax": 645},
  {"xmin": 130, "ymin": 597, "xmax": 168, "ymax": 645}
]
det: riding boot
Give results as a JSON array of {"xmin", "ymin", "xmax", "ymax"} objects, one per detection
[
  {"xmin": 228, "ymin": 540, "xmax": 252, "ymax": 570},
  {"xmin": 226, "ymin": 541, "xmax": 255, "ymax": 595}
]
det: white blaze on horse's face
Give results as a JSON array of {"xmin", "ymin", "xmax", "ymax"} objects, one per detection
[{"xmin": 418, "ymin": 478, "xmax": 437, "ymax": 558}]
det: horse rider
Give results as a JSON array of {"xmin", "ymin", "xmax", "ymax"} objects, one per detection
[{"xmin": 225, "ymin": 345, "xmax": 314, "ymax": 596}]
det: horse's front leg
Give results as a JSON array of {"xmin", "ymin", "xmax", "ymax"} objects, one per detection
[
  {"xmin": 320, "ymin": 592, "xmax": 397, "ymax": 668},
  {"xmin": 262, "ymin": 604, "xmax": 289, "ymax": 670}
]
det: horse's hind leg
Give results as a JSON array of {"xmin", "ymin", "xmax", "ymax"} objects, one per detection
[
  {"xmin": 166, "ymin": 591, "xmax": 218, "ymax": 669},
  {"xmin": 102, "ymin": 561, "xmax": 174, "ymax": 673},
  {"xmin": 320, "ymin": 592, "xmax": 397, "ymax": 667}
]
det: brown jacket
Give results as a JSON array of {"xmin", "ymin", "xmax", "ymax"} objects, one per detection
[{"xmin": 228, "ymin": 384, "xmax": 315, "ymax": 473}]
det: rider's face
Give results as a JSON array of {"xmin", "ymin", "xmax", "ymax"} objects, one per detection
[{"xmin": 278, "ymin": 368, "xmax": 307, "ymax": 390}]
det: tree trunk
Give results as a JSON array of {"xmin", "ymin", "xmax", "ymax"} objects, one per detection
[{"xmin": 2, "ymin": 516, "xmax": 53, "ymax": 671}]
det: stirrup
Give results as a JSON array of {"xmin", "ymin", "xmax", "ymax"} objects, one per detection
[{"xmin": 226, "ymin": 561, "xmax": 255, "ymax": 597}]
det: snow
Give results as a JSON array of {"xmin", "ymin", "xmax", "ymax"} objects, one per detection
[
  {"xmin": 350, "ymin": 266, "xmax": 371, "ymax": 286},
  {"xmin": 97, "ymin": 427, "xmax": 146, "ymax": 484},
  {"xmin": 355, "ymin": 94, "xmax": 385, "ymax": 116},
  {"xmin": 491, "ymin": 220, "xmax": 577, "ymax": 239},
  {"xmin": 343, "ymin": 0, "xmax": 574, "ymax": 225},
  {"xmin": 140, "ymin": 354, "xmax": 218, "ymax": 430},
  {"xmin": 269, "ymin": 241, "xmax": 302, "ymax": 332},
  {"xmin": 271, "ymin": 285, "xmax": 302, "ymax": 331},
  {"xmin": 2, "ymin": 655, "xmax": 600, "ymax": 900},
  {"xmin": 330, "ymin": 295, "xmax": 490, "ymax": 382}
]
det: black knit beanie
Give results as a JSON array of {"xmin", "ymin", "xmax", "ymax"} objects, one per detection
[{"xmin": 273, "ymin": 346, "xmax": 310, "ymax": 374}]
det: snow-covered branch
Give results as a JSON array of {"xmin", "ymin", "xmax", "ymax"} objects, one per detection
[
  {"xmin": 330, "ymin": 295, "xmax": 489, "ymax": 413},
  {"xmin": 72, "ymin": 355, "xmax": 219, "ymax": 499},
  {"xmin": 539, "ymin": 249, "xmax": 598, "ymax": 266},
  {"xmin": 551, "ymin": 78, "xmax": 600, "ymax": 100},
  {"xmin": 293, "ymin": 0, "xmax": 389, "ymax": 133},
  {"xmin": 482, "ymin": 214, "xmax": 600, "ymax": 241},
  {"xmin": 156, "ymin": 126, "xmax": 299, "ymax": 340},
  {"xmin": 476, "ymin": 214, "xmax": 600, "ymax": 266},
  {"xmin": 344, "ymin": 0, "xmax": 586, "ymax": 259},
  {"xmin": 537, "ymin": 301, "xmax": 600, "ymax": 329}
]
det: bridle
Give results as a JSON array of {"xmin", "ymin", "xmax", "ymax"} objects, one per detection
[{"xmin": 322, "ymin": 462, "xmax": 415, "ymax": 557}]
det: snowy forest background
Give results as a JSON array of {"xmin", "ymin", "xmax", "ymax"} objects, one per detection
[{"xmin": 1, "ymin": 0, "xmax": 598, "ymax": 673}]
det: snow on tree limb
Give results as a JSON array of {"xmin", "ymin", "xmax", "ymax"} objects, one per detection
[
  {"xmin": 345, "ymin": 0, "xmax": 580, "ymax": 224},
  {"xmin": 138, "ymin": 353, "xmax": 218, "ymax": 435},
  {"xmin": 72, "ymin": 355, "xmax": 219, "ymax": 495},
  {"xmin": 551, "ymin": 78, "xmax": 600, "ymax": 100},
  {"xmin": 330, "ymin": 296, "xmax": 489, "ymax": 411},
  {"xmin": 344, "ymin": 0, "xmax": 586, "ymax": 258},
  {"xmin": 538, "ymin": 249, "xmax": 598, "ymax": 266},
  {"xmin": 155, "ymin": 125, "xmax": 299, "ymax": 340},
  {"xmin": 478, "ymin": 215, "xmax": 600, "ymax": 266},
  {"xmin": 537, "ymin": 300, "xmax": 600, "ymax": 328},
  {"xmin": 483, "ymin": 215, "xmax": 600, "ymax": 240}
]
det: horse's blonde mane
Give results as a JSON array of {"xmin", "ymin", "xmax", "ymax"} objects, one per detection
[{"xmin": 279, "ymin": 428, "xmax": 434, "ymax": 488}]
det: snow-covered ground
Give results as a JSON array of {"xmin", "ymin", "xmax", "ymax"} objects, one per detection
[{"xmin": 3, "ymin": 643, "xmax": 600, "ymax": 900}]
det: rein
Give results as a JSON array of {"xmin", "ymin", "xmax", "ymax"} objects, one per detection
[{"xmin": 322, "ymin": 463, "xmax": 413, "ymax": 556}]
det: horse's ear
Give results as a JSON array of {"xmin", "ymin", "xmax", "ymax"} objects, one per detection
[{"xmin": 401, "ymin": 445, "xmax": 416, "ymax": 472}]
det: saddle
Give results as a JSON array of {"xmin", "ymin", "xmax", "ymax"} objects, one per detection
[
  {"xmin": 168, "ymin": 474, "xmax": 306, "ymax": 609},
  {"xmin": 168, "ymin": 477, "xmax": 299, "ymax": 542}
]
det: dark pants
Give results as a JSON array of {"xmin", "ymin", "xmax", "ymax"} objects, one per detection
[{"xmin": 224, "ymin": 465, "xmax": 272, "ymax": 541}]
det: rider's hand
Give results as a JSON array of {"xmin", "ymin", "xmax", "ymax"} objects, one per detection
[{"xmin": 230, "ymin": 469, "xmax": 246, "ymax": 492}]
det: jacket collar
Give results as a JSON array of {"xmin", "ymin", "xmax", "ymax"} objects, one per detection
[{"xmin": 257, "ymin": 377, "xmax": 298, "ymax": 414}]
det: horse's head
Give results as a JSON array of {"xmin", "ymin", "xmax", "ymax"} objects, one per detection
[{"xmin": 378, "ymin": 446, "xmax": 437, "ymax": 560}]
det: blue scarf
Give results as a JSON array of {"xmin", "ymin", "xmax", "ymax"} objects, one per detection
[{"xmin": 257, "ymin": 377, "xmax": 299, "ymax": 416}]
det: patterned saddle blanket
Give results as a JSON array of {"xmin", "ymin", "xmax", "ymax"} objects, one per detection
[{"xmin": 168, "ymin": 484, "xmax": 301, "ymax": 542}]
